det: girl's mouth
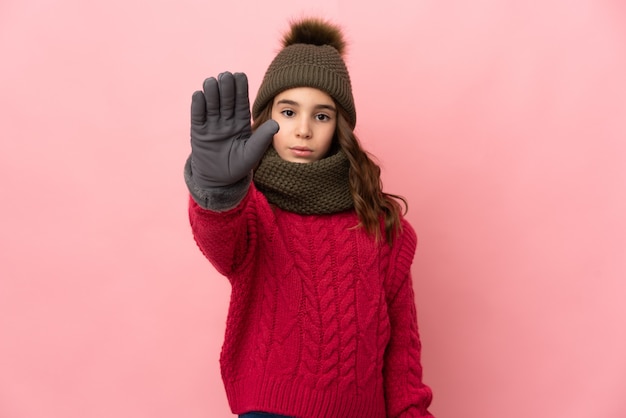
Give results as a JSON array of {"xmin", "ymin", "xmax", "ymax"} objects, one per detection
[{"xmin": 290, "ymin": 146, "xmax": 313, "ymax": 156}]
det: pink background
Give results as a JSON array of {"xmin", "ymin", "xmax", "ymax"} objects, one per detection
[{"xmin": 1, "ymin": 0, "xmax": 625, "ymax": 417}]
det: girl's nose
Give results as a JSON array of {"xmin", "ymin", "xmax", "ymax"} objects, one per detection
[{"xmin": 296, "ymin": 118, "xmax": 312, "ymax": 139}]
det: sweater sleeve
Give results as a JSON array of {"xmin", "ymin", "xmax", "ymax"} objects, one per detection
[
  {"xmin": 186, "ymin": 171, "xmax": 266, "ymax": 282},
  {"xmin": 188, "ymin": 192, "xmax": 258, "ymax": 279},
  {"xmin": 383, "ymin": 222, "xmax": 434, "ymax": 418}
]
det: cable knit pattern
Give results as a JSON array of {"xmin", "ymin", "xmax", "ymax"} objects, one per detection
[{"xmin": 189, "ymin": 184, "xmax": 433, "ymax": 418}]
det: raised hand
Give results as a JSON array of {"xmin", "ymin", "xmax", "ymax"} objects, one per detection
[{"xmin": 190, "ymin": 72, "xmax": 278, "ymax": 188}]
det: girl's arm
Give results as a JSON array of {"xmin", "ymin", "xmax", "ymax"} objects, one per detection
[
  {"xmin": 187, "ymin": 182, "xmax": 258, "ymax": 279},
  {"xmin": 383, "ymin": 222, "xmax": 434, "ymax": 418},
  {"xmin": 184, "ymin": 71, "xmax": 277, "ymax": 278}
]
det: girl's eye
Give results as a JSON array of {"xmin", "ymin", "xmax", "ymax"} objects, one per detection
[
  {"xmin": 316, "ymin": 114, "xmax": 330, "ymax": 121},
  {"xmin": 281, "ymin": 109, "xmax": 295, "ymax": 117}
]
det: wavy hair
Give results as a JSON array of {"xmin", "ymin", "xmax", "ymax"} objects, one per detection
[{"xmin": 253, "ymin": 103, "xmax": 407, "ymax": 245}]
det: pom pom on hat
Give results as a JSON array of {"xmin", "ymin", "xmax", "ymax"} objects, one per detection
[
  {"xmin": 253, "ymin": 17, "xmax": 356, "ymax": 128},
  {"xmin": 282, "ymin": 18, "xmax": 346, "ymax": 55}
]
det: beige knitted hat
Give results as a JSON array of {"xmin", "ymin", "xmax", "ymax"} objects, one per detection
[{"xmin": 252, "ymin": 18, "xmax": 356, "ymax": 128}]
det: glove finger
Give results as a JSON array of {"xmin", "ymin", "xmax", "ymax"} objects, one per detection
[
  {"xmin": 202, "ymin": 77, "xmax": 219, "ymax": 117},
  {"xmin": 218, "ymin": 72, "xmax": 235, "ymax": 120},
  {"xmin": 233, "ymin": 72, "xmax": 251, "ymax": 123},
  {"xmin": 190, "ymin": 91, "xmax": 206, "ymax": 125},
  {"xmin": 241, "ymin": 120, "xmax": 279, "ymax": 166}
]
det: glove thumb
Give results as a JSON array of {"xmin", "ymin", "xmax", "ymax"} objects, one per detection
[{"xmin": 242, "ymin": 119, "xmax": 279, "ymax": 166}]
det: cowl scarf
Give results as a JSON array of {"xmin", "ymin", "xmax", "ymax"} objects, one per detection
[{"xmin": 253, "ymin": 147, "xmax": 354, "ymax": 215}]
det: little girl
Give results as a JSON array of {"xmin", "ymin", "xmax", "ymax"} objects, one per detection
[{"xmin": 184, "ymin": 18, "xmax": 433, "ymax": 418}]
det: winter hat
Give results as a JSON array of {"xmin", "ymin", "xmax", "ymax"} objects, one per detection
[{"xmin": 252, "ymin": 18, "xmax": 356, "ymax": 128}]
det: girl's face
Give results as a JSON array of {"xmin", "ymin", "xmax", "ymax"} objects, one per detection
[{"xmin": 270, "ymin": 87, "xmax": 337, "ymax": 163}]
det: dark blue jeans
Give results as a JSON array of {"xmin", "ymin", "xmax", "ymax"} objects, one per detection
[{"xmin": 239, "ymin": 413, "xmax": 294, "ymax": 418}]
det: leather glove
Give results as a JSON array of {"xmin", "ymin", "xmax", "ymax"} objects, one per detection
[{"xmin": 190, "ymin": 71, "xmax": 278, "ymax": 188}]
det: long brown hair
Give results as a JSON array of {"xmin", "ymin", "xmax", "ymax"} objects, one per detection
[{"xmin": 253, "ymin": 103, "xmax": 407, "ymax": 245}]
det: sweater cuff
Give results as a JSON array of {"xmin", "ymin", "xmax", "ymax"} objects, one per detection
[{"xmin": 184, "ymin": 156, "xmax": 251, "ymax": 212}]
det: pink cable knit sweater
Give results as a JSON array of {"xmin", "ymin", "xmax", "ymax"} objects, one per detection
[{"xmin": 189, "ymin": 184, "xmax": 433, "ymax": 418}]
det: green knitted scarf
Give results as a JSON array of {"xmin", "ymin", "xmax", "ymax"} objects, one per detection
[{"xmin": 253, "ymin": 147, "xmax": 354, "ymax": 215}]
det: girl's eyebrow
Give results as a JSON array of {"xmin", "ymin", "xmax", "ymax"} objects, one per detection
[
  {"xmin": 315, "ymin": 103, "xmax": 337, "ymax": 113},
  {"xmin": 275, "ymin": 99, "xmax": 337, "ymax": 112}
]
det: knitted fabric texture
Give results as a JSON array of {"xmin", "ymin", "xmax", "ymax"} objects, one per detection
[
  {"xmin": 252, "ymin": 44, "xmax": 356, "ymax": 128},
  {"xmin": 253, "ymin": 147, "xmax": 353, "ymax": 214},
  {"xmin": 188, "ymin": 185, "xmax": 434, "ymax": 418}
]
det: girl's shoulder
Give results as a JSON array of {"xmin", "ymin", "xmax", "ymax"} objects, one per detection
[
  {"xmin": 400, "ymin": 216, "xmax": 417, "ymax": 239},
  {"xmin": 393, "ymin": 215, "xmax": 418, "ymax": 253}
]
